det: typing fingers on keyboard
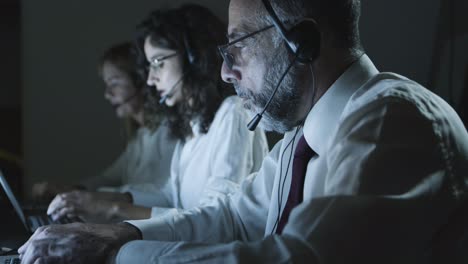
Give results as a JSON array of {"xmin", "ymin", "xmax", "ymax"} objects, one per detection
[
  {"xmin": 47, "ymin": 195, "xmax": 65, "ymax": 215},
  {"xmin": 48, "ymin": 194, "xmax": 75, "ymax": 215},
  {"xmin": 52, "ymin": 205, "xmax": 78, "ymax": 221}
]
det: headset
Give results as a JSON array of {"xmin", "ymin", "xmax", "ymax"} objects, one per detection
[
  {"xmin": 159, "ymin": 14, "xmax": 196, "ymax": 105},
  {"xmin": 183, "ymin": 30, "xmax": 196, "ymax": 65},
  {"xmin": 180, "ymin": 6, "xmax": 197, "ymax": 66},
  {"xmin": 261, "ymin": 0, "xmax": 321, "ymax": 64},
  {"xmin": 247, "ymin": 0, "xmax": 322, "ymax": 131}
]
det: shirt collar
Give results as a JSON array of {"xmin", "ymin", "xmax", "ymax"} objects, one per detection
[{"xmin": 303, "ymin": 54, "xmax": 379, "ymax": 156}]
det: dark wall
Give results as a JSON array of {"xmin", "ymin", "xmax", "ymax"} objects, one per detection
[
  {"xmin": 361, "ymin": 0, "xmax": 468, "ymax": 107},
  {"xmin": 0, "ymin": 1, "xmax": 21, "ymax": 107}
]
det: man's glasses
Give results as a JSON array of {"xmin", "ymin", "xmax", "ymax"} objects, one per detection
[
  {"xmin": 218, "ymin": 25, "xmax": 274, "ymax": 70},
  {"xmin": 148, "ymin": 53, "xmax": 178, "ymax": 72}
]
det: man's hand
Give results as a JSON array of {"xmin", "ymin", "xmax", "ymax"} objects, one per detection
[{"xmin": 18, "ymin": 222, "xmax": 141, "ymax": 264}]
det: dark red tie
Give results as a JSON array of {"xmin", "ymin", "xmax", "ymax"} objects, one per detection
[{"xmin": 276, "ymin": 135, "xmax": 315, "ymax": 234}]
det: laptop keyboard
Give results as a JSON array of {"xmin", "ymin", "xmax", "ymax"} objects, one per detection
[{"xmin": 4, "ymin": 257, "xmax": 20, "ymax": 264}]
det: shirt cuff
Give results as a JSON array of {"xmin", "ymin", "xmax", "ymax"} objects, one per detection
[{"xmin": 125, "ymin": 208, "xmax": 179, "ymax": 241}]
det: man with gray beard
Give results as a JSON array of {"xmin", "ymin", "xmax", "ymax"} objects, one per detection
[{"xmin": 18, "ymin": 0, "xmax": 468, "ymax": 263}]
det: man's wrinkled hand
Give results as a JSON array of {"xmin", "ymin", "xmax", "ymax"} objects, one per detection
[{"xmin": 18, "ymin": 223, "xmax": 141, "ymax": 264}]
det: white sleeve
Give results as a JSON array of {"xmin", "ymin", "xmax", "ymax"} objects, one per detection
[{"xmin": 124, "ymin": 141, "xmax": 281, "ymax": 242}]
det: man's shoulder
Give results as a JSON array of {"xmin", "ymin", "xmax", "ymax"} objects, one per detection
[{"xmin": 343, "ymin": 72, "xmax": 445, "ymax": 118}]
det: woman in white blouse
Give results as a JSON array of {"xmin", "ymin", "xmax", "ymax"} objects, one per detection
[{"xmin": 46, "ymin": 4, "xmax": 269, "ymax": 223}]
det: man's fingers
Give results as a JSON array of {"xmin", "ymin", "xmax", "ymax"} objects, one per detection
[
  {"xmin": 48, "ymin": 194, "xmax": 77, "ymax": 216},
  {"xmin": 18, "ymin": 226, "xmax": 48, "ymax": 254},
  {"xmin": 49, "ymin": 191, "xmax": 92, "ymax": 220},
  {"xmin": 47, "ymin": 195, "xmax": 65, "ymax": 215},
  {"xmin": 52, "ymin": 206, "xmax": 78, "ymax": 221},
  {"xmin": 21, "ymin": 238, "xmax": 51, "ymax": 264}
]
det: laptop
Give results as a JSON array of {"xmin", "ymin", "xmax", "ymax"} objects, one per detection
[
  {"xmin": 0, "ymin": 170, "xmax": 82, "ymax": 262},
  {"xmin": 0, "ymin": 170, "xmax": 78, "ymax": 233}
]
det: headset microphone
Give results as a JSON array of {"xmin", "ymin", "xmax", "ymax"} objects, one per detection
[
  {"xmin": 158, "ymin": 73, "xmax": 187, "ymax": 105},
  {"xmin": 247, "ymin": 54, "xmax": 298, "ymax": 131},
  {"xmin": 158, "ymin": 93, "xmax": 171, "ymax": 105}
]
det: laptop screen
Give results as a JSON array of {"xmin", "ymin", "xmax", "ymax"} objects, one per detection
[{"xmin": 0, "ymin": 170, "xmax": 28, "ymax": 230}]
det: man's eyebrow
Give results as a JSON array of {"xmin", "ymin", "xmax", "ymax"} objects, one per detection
[{"xmin": 227, "ymin": 23, "xmax": 253, "ymax": 40}]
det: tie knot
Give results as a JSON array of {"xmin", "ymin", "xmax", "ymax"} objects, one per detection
[{"xmin": 294, "ymin": 135, "xmax": 314, "ymax": 158}]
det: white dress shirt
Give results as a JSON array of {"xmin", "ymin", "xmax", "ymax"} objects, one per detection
[
  {"xmin": 82, "ymin": 124, "xmax": 177, "ymax": 194},
  {"xmin": 118, "ymin": 55, "xmax": 468, "ymax": 263},
  {"xmin": 127, "ymin": 96, "xmax": 269, "ymax": 217}
]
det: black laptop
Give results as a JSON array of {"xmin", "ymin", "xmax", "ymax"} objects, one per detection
[
  {"xmin": 0, "ymin": 170, "xmax": 78, "ymax": 233},
  {"xmin": 0, "ymin": 170, "xmax": 82, "ymax": 262}
]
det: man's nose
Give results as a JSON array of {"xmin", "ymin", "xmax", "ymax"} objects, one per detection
[{"xmin": 221, "ymin": 61, "xmax": 241, "ymax": 84}]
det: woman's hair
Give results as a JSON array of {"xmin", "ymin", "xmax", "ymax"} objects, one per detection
[
  {"xmin": 98, "ymin": 42, "xmax": 146, "ymax": 89},
  {"xmin": 134, "ymin": 4, "xmax": 232, "ymax": 140},
  {"xmin": 98, "ymin": 42, "xmax": 164, "ymax": 139}
]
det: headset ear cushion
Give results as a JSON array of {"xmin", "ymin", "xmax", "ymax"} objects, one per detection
[
  {"xmin": 288, "ymin": 20, "xmax": 321, "ymax": 64},
  {"xmin": 183, "ymin": 31, "xmax": 196, "ymax": 64}
]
